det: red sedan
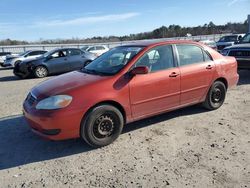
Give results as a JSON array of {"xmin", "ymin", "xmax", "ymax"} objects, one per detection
[{"xmin": 23, "ymin": 40, "xmax": 239, "ymax": 147}]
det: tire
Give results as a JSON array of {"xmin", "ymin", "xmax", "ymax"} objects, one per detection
[
  {"xmin": 14, "ymin": 60, "xmax": 21, "ymax": 67},
  {"xmin": 83, "ymin": 60, "xmax": 92, "ymax": 67},
  {"xmin": 202, "ymin": 81, "xmax": 226, "ymax": 110},
  {"xmin": 81, "ymin": 105, "xmax": 124, "ymax": 148},
  {"xmin": 34, "ymin": 66, "xmax": 48, "ymax": 78}
]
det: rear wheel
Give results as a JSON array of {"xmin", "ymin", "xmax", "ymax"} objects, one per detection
[
  {"xmin": 81, "ymin": 105, "xmax": 124, "ymax": 148},
  {"xmin": 202, "ymin": 81, "xmax": 226, "ymax": 110},
  {"xmin": 34, "ymin": 66, "xmax": 48, "ymax": 78}
]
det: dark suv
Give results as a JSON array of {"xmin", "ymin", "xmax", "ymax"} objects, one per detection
[{"xmin": 221, "ymin": 33, "xmax": 250, "ymax": 69}]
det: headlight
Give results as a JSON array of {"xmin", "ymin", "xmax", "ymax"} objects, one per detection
[{"xmin": 36, "ymin": 95, "xmax": 72, "ymax": 110}]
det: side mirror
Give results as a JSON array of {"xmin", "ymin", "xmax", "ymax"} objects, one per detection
[
  {"xmin": 130, "ymin": 66, "xmax": 149, "ymax": 76},
  {"xmin": 46, "ymin": 56, "xmax": 52, "ymax": 61}
]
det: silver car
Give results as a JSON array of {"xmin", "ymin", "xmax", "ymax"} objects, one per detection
[{"xmin": 3, "ymin": 50, "xmax": 47, "ymax": 67}]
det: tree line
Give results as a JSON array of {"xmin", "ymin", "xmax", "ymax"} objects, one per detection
[{"xmin": 0, "ymin": 20, "xmax": 248, "ymax": 45}]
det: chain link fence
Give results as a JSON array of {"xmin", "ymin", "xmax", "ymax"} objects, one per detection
[{"xmin": 0, "ymin": 33, "xmax": 230, "ymax": 53}]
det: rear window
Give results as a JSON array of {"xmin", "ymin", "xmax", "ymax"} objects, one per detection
[
  {"xmin": 68, "ymin": 49, "xmax": 82, "ymax": 56},
  {"xmin": 96, "ymin": 46, "xmax": 105, "ymax": 50}
]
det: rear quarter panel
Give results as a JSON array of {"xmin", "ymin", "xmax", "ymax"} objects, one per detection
[{"xmin": 207, "ymin": 47, "xmax": 239, "ymax": 88}]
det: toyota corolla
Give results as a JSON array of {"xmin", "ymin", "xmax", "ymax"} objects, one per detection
[{"xmin": 23, "ymin": 41, "xmax": 239, "ymax": 147}]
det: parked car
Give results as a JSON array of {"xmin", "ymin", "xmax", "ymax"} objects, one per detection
[
  {"xmin": 3, "ymin": 50, "xmax": 47, "ymax": 67},
  {"xmin": 0, "ymin": 52, "xmax": 11, "ymax": 66},
  {"xmin": 221, "ymin": 44, "xmax": 250, "ymax": 69},
  {"xmin": 216, "ymin": 34, "xmax": 245, "ymax": 52},
  {"xmin": 81, "ymin": 45, "xmax": 109, "ymax": 56},
  {"xmin": 23, "ymin": 41, "xmax": 239, "ymax": 147},
  {"xmin": 199, "ymin": 40, "xmax": 217, "ymax": 51},
  {"xmin": 14, "ymin": 48, "xmax": 96, "ymax": 78}
]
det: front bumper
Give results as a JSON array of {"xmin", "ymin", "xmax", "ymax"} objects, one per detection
[
  {"xmin": 236, "ymin": 58, "xmax": 250, "ymax": 69},
  {"xmin": 23, "ymin": 97, "xmax": 84, "ymax": 140},
  {"xmin": 0, "ymin": 62, "xmax": 12, "ymax": 67},
  {"xmin": 13, "ymin": 63, "xmax": 31, "ymax": 78}
]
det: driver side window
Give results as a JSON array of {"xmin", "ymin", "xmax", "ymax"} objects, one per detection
[
  {"xmin": 51, "ymin": 50, "xmax": 67, "ymax": 59},
  {"xmin": 134, "ymin": 45, "xmax": 174, "ymax": 73}
]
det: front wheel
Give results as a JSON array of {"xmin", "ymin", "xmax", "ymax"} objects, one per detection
[
  {"xmin": 14, "ymin": 60, "xmax": 21, "ymax": 67},
  {"xmin": 202, "ymin": 81, "xmax": 226, "ymax": 110},
  {"xmin": 83, "ymin": 60, "xmax": 92, "ymax": 67},
  {"xmin": 34, "ymin": 66, "xmax": 48, "ymax": 78},
  {"xmin": 81, "ymin": 105, "xmax": 124, "ymax": 148}
]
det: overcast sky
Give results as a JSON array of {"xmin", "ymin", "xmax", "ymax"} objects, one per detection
[{"xmin": 0, "ymin": 0, "xmax": 249, "ymax": 41}]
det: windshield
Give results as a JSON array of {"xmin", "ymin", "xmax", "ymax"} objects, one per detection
[
  {"xmin": 239, "ymin": 33, "xmax": 250, "ymax": 43},
  {"xmin": 43, "ymin": 49, "xmax": 59, "ymax": 57},
  {"xmin": 218, "ymin": 36, "xmax": 238, "ymax": 42},
  {"xmin": 81, "ymin": 46, "xmax": 90, "ymax": 51},
  {"xmin": 19, "ymin": 51, "xmax": 30, "ymax": 56},
  {"xmin": 83, "ymin": 46, "xmax": 144, "ymax": 75}
]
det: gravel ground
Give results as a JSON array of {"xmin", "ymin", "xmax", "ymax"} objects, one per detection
[{"xmin": 0, "ymin": 68, "xmax": 250, "ymax": 188}]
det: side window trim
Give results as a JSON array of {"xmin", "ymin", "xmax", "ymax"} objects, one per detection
[{"xmin": 203, "ymin": 50, "xmax": 213, "ymax": 61}]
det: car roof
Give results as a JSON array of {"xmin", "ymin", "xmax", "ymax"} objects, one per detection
[
  {"xmin": 54, "ymin": 47, "xmax": 81, "ymax": 50},
  {"xmin": 120, "ymin": 40, "xmax": 203, "ymax": 48}
]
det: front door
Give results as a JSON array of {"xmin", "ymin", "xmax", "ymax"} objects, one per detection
[
  {"xmin": 46, "ymin": 49, "xmax": 69, "ymax": 74},
  {"xmin": 129, "ymin": 45, "xmax": 181, "ymax": 119}
]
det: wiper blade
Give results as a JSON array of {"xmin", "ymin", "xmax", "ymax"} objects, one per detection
[{"xmin": 81, "ymin": 68, "xmax": 110, "ymax": 76}]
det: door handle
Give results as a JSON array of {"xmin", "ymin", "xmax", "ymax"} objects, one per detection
[
  {"xmin": 206, "ymin": 65, "xmax": 213, "ymax": 69},
  {"xmin": 169, "ymin": 72, "xmax": 179, "ymax": 77}
]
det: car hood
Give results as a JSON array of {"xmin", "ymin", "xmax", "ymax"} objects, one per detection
[
  {"xmin": 32, "ymin": 71, "xmax": 107, "ymax": 98},
  {"xmin": 21, "ymin": 55, "xmax": 44, "ymax": 64},
  {"xmin": 6, "ymin": 54, "xmax": 20, "ymax": 60},
  {"xmin": 216, "ymin": 41, "xmax": 234, "ymax": 46},
  {"xmin": 224, "ymin": 43, "xmax": 250, "ymax": 50}
]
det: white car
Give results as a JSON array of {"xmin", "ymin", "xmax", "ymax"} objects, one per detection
[
  {"xmin": 81, "ymin": 45, "xmax": 109, "ymax": 56},
  {"xmin": 3, "ymin": 50, "xmax": 47, "ymax": 67},
  {"xmin": 0, "ymin": 52, "xmax": 11, "ymax": 66},
  {"xmin": 199, "ymin": 40, "xmax": 217, "ymax": 51}
]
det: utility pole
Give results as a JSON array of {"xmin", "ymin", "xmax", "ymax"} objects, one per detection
[{"xmin": 248, "ymin": 15, "xmax": 250, "ymax": 33}]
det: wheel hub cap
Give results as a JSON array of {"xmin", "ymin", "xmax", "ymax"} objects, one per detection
[{"xmin": 36, "ymin": 68, "xmax": 46, "ymax": 77}]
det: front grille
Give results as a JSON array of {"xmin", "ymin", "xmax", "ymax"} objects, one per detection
[
  {"xmin": 26, "ymin": 93, "xmax": 37, "ymax": 106},
  {"xmin": 229, "ymin": 50, "xmax": 250, "ymax": 57}
]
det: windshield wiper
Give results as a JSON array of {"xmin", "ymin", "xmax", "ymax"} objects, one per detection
[{"xmin": 81, "ymin": 68, "xmax": 111, "ymax": 76}]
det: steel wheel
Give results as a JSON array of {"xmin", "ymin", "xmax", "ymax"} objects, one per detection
[
  {"xmin": 81, "ymin": 105, "xmax": 124, "ymax": 148},
  {"xmin": 93, "ymin": 114, "xmax": 115, "ymax": 139},
  {"xmin": 203, "ymin": 81, "xmax": 226, "ymax": 110}
]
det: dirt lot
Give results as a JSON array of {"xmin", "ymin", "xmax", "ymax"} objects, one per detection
[{"xmin": 0, "ymin": 68, "xmax": 249, "ymax": 188}]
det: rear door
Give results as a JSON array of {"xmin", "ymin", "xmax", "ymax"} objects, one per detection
[
  {"xmin": 67, "ymin": 49, "xmax": 86, "ymax": 70},
  {"xmin": 129, "ymin": 45, "xmax": 181, "ymax": 119},
  {"xmin": 175, "ymin": 44, "xmax": 215, "ymax": 105}
]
